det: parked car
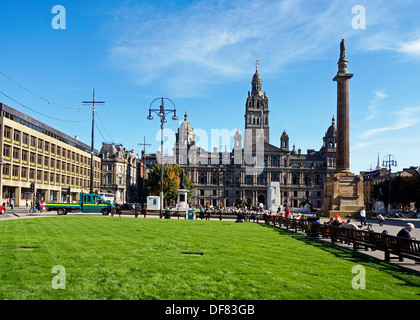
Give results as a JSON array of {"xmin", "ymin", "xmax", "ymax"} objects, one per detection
[{"xmin": 0, "ymin": 205, "xmax": 5, "ymax": 214}]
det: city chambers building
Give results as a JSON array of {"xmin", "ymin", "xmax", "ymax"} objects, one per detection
[
  {"xmin": 173, "ymin": 66, "xmax": 337, "ymax": 210},
  {"xmin": 0, "ymin": 102, "xmax": 101, "ymax": 206}
]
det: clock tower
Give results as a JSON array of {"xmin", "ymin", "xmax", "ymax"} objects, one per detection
[{"xmin": 244, "ymin": 60, "xmax": 269, "ymax": 148}]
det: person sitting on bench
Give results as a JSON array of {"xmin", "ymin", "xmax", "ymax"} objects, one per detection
[{"xmin": 397, "ymin": 223, "xmax": 416, "ymax": 240}]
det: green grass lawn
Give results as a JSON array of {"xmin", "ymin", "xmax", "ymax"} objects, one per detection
[{"xmin": 0, "ymin": 216, "xmax": 419, "ymax": 300}]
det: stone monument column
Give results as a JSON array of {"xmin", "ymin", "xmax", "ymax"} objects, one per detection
[
  {"xmin": 321, "ymin": 39, "xmax": 364, "ymax": 219},
  {"xmin": 334, "ymin": 39, "xmax": 352, "ymax": 173}
]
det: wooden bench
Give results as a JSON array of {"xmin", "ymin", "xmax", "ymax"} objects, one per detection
[
  {"xmin": 198, "ymin": 212, "xmax": 210, "ymax": 220},
  {"xmin": 171, "ymin": 211, "xmax": 186, "ymax": 219},
  {"xmin": 330, "ymin": 226, "xmax": 351, "ymax": 244},
  {"xmin": 272, "ymin": 218, "xmax": 420, "ymax": 264},
  {"xmin": 323, "ymin": 225, "xmax": 420, "ymax": 264},
  {"xmin": 350, "ymin": 229, "xmax": 375, "ymax": 251},
  {"xmin": 307, "ymin": 222, "xmax": 322, "ymax": 237},
  {"xmin": 296, "ymin": 219, "xmax": 308, "ymax": 233},
  {"xmin": 319, "ymin": 224, "xmax": 332, "ymax": 239},
  {"xmin": 247, "ymin": 213, "xmax": 259, "ymax": 223},
  {"xmin": 383, "ymin": 235, "xmax": 420, "ymax": 263},
  {"xmin": 275, "ymin": 217, "xmax": 307, "ymax": 233}
]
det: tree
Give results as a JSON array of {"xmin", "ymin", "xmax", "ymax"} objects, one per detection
[
  {"xmin": 237, "ymin": 198, "xmax": 252, "ymax": 208},
  {"xmin": 147, "ymin": 163, "xmax": 193, "ymax": 205},
  {"xmin": 372, "ymin": 176, "xmax": 420, "ymax": 209}
]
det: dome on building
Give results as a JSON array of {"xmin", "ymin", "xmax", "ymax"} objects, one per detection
[
  {"xmin": 325, "ymin": 116, "xmax": 337, "ymax": 138},
  {"xmin": 179, "ymin": 112, "xmax": 194, "ymax": 134},
  {"xmin": 252, "ymin": 71, "xmax": 262, "ymax": 83}
]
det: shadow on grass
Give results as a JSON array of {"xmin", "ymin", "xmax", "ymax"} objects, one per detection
[{"xmin": 257, "ymin": 222, "xmax": 420, "ymax": 290}]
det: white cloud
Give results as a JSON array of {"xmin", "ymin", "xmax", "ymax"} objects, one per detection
[
  {"xmin": 106, "ymin": 0, "xmax": 420, "ymax": 97},
  {"xmin": 364, "ymin": 90, "xmax": 387, "ymax": 121},
  {"xmin": 399, "ymin": 38, "xmax": 420, "ymax": 56},
  {"xmin": 360, "ymin": 106, "xmax": 420, "ymax": 139},
  {"xmin": 375, "ymin": 91, "xmax": 387, "ymax": 99},
  {"xmin": 106, "ymin": 0, "xmax": 359, "ymax": 97},
  {"xmin": 351, "ymin": 141, "xmax": 374, "ymax": 151}
]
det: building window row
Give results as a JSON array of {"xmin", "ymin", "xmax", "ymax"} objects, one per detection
[
  {"xmin": 2, "ymin": 111, "xmax": 91, "ymax": 153},
  {"xmin": 3, "ymin": 126, "xmax": 97, "ymax": 166}
]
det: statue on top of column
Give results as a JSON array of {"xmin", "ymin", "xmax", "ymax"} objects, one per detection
[
  {"xmin": 340, "ymin": 39, "xmax": 346, "ymax": 58},
  {"xmin": 180, "ymin": 169, "xmax": 186, "ymax": 189}
]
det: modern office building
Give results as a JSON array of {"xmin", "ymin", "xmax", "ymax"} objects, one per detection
[{"xmin": 0, "ymin": 102, "xmax": 101, "ymax": 206}]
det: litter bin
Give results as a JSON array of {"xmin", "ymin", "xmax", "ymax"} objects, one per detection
[
  {"xmin": 164, "ymin": 208, "xmax": 171, "ymax": 219},
  {"xmin": 188, "ymin": 209, "xmax": 195, "ymax": 220}
]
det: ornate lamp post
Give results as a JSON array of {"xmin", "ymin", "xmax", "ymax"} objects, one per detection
[
  {"xmin": 382, "ymin": 154, "xmax": 397, "ymax": 214},
  {"xmin": 147, "ymin": 97, "xmax": 178, "ymax": 218}
]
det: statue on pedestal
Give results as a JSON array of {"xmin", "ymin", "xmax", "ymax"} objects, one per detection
[{"xmin": 180, "ymin": 169, "xmax": 186, "ymax": 189}]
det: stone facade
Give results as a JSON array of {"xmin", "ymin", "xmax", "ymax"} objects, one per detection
[
  {"xmin": 172, "ymin": 65, "xmax": 337, "ymax": 210},
  {"xmin": 99, "ymin": 143, "xmax": 143, "ymax": 204}
]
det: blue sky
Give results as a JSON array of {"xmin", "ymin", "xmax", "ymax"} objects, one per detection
[{"xmin": 1, "ymin": 0, "xmax": 420, "ymax": 174}]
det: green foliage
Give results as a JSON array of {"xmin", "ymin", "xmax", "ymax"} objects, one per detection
[
  {"xmin": 147, "ymin": 163, "xmax": 193, "ymax": 201},
  {"xmin": 237, "ymin": 198, "xmax": 252, "ymax": 208},
  {"xmin": 373, "ymin": 176, "xmax": 420, "ymax": 208}
]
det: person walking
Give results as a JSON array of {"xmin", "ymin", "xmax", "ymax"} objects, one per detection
[
  {"xmin": 360, "ymin": 206, "xmax": 367, "ymax": 226},
  {"xmin": 378, "ymin": 213, "xmax": 385, "ymax": 226}
]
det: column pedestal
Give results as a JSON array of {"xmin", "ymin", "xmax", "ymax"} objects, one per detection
[
  {"xmin": 176, "ymin": 188, "xmax": 189, "ymax": 215},
  {"xmin": 321, "ymin": 172, "xmax": 364, "ymax": 218}
]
